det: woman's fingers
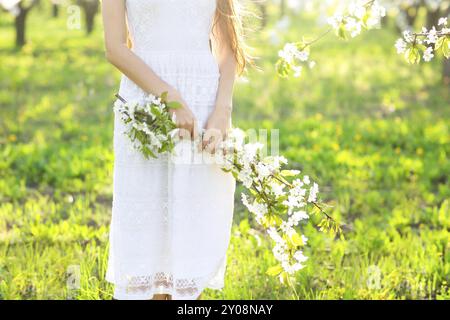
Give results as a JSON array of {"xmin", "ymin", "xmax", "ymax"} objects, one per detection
[
  {"xmin": 202, "ymin": 129, "xmax": 223, "ymax": 153},
  {"xmin": 201, "ymin": 130, "xmax": 211, "ymax": 150},
  {"xmin": 192, "ymin": 120, "xmax": 199, "ymax": 140},
  {"xmin": 176, "ymin": 114, "xmax": 199, "ymax": 140}
]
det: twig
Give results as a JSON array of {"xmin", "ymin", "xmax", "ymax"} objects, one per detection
[
  {"xmin": 299, "ymin": 0, "xmax": 379, "ymax": 51},
  {"xmin": 115, "ymin": 93, "xmax": 127, "ymax": 104}
]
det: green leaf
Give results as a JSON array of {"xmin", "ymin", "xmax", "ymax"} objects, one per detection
[
  {"xmin": 290, "ymin": 232, "xmax": 304, "ymax": 246},
  {"xmin": 260, "ymin": 216, "xmax": 270, "ymax": 229},
  {"xmin": 160, "ymin": 91, "xmax": 168, "ymax": 102},
  {"xmin": 336, "ymin": 23, "xmax": 348, "ymax": 40},
  {"xmin": 279, "ymin": 272, "xmax": 290, "ymax": 284},
  {"xmin": 435, "ymin": 36, "xmax": 445, "ymax": 50},
  {"xmin": 239, "ymin": 219, "xmax": 250, "ymax": 234},
  {"xmin": 281, "ymin": 170, "xmax": 300, "ymax": 177},
  {"xmin": 276, "ymin": 59, "xmax": 290, "ymax": 78},
  {"xmin": 167, "ymin": 101, "xmax": 182, "ymax": 109},
  {"xmin": 441, "ymin": 37, "xmax": 450, "ymax": 59},
  {"xmin": 267, "ymin": 215, "xmax": 283, "ymax": 227},
  {"xmin": 360, "ymin": 12, "xmax": 370, "ymax": 29},
  {"xmin": 266, "ymin": 265, "xmax": 283, "ymax": 276},
  {"xmin": 405, "ymin": 47, "xmax": 421, "ymax": 64}
]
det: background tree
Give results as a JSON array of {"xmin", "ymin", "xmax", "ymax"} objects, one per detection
[
  {"xmin": 77, "ymin": 0, "xmax": 98, "ymax": 35},
  {"xmin": 280, "ymin": 0, "xmax": 286, "ymax": 17},
  {"xmin": 0, "ymin": 0, "xmax": 39, "ymax": 47},
  {"xmin": 51, "ymin": 0, "xmax": 62, "ymax": 18}
]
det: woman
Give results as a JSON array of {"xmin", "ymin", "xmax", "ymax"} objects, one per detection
[{"xmin": 102, "ymin": 0, "xmax": 250, "ymax": 300}]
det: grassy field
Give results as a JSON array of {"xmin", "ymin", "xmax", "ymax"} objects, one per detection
[{"xmin": 0, "ymin": 4, "xmax": 449, "ymax": 300}]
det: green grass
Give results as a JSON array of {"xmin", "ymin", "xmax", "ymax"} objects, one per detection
[{"xmin": 0, "ymin": 4, "xmax": 449, "ymax": 300}]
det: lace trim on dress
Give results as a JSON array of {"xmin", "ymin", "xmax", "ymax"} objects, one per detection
[
  {"xmin": 110, "ymin": 258, "xmax": 227, "ymax": 300},
  {"xmin": 124, "ymin": 273, "xmax": 200, "ymax": 297}
]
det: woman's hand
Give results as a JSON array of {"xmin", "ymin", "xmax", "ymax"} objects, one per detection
[
  {"xmin": 168, "ymin": 91, "xmax": 198, "ymax": 139},
  {"xmin": 202, "ymin": 106, "xmax": 232, "ymax": 153}
]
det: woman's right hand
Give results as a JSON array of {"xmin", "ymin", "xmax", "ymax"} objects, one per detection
[{"xmin": 168, "ymin": 91, "xmax": 198, "ymax": 140}]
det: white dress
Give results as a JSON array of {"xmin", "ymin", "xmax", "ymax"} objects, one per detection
[{"xmin": 105, "ymin": 0, "xmax": 236, "ymax": 300}]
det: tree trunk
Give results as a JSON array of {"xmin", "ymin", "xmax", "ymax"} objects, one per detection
[
  {"xmin": 85, "ymin": 11, "xmax": 94, "ymax": 34},
  {"xmin": 381, "ymin": 14, "xmax": 388, "ymax": 27},
  {"xmin": 52, "ymin": 3, "xmax": 59, "ymax": 18},
  {"xmin": 13, "ymin": 1, "xmax": 37, "ymax": 48},
  {"xmin": 79, "ymin": 0, "xmax": 99, "ymax": 35},
  {"xmin": 426, "ymin": 9, "xmax": 440, "ymax": 29},
  {"xmin": 15, "ymin": 7, "xmax": 28, "ymax": 47},
  {"xmin": 405, "ymin": 7, "xmax": 418, "ymax": 27},
  {"xmin": 280, "ymin": 0, "xmax": 286, "ymax": 18}
]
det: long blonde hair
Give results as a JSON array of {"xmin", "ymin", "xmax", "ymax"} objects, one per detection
[{"xmin": 212, "ymin": 0, "xmax": 253, "ymax": 75}]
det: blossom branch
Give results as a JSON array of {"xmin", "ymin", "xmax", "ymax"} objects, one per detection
[
  {"xmin": 395, "ymin": 17, "xmax": 450, "ymax": 63},
  {"xmin": 277, "ymin": 0, "xmax": 386, "ymax": 78},
  {"xmin": 114, "ymin": 94, "xmax": 343, "ymax": 284}
]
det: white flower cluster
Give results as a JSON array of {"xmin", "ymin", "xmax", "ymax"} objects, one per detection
[
  {"xmin": 114, "ymin": 93, "xmax": 178, "ymax": 159},
  {"xmin": 277, "ymin": 0, "xmax": 386, "ymax": 78},
  {"xmin": 278, "ymin": 43, "xmax": 315, "ymax": 77},
  {"xmin": 395, "ymin": 17, "xmax": 450, "ymax": 63},
  {"xmin": 328, "ymin": 0, "xmax": 386, "ymax": 38},
  {"xmin": 268, "ymin": 227, "xmax": 308, "ymax": 275},
  {"xmin": 224, "ymin": 129, "xmax": 324, "ymax": 280}
]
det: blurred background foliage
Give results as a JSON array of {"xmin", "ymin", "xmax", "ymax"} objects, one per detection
[{"xmin": 0, "ymin": 0, "xmax": 449, "ymax": 299}]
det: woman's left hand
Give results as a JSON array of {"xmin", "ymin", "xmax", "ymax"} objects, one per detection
[{"xmin": 202, "ymin": 106, "xmax": 232, "ymax": 153}]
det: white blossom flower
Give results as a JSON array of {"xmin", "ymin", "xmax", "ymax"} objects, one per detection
[
  {"xmin": 281, "ymin": 221, "xmax": 295, "ymax": 234},
  {"xmin": 295, "ymin": 50, "xmax": 309, "ymax": 62},
  {"xmin": 289, "ymin": 210, "xmax": 309, "ymax": 226},
  {"xmin": 327, "ymin": 13, "xmax": 344, "ymax": 29},
  {"xmin": 272, "ymin": 156, "xmax": 288, "ymax": 170},
  {"xmin": 256, "ymin": 162, "xmax": 272, "ymax": 179},
  {"xmin": 237, "ymin": 165, "xmax": 253, "ymax": 188},
  {"xmin": 423, "ymin": 46, "xmax": 434, "ymax": 62},
  {"xmin": 303, "ymin": 175, "xmax": 310, "ymax": 185},
  {"xmin": 367, "ymin": 1, "xmax": 386, "ymax": 27},
  {"xmin": 346, "ymin": 17, "xmax": 362, "ymax": 38},
  {"xmin": 267, "ymin": 227, "xmax": 284, "ymax": 244},
  {"xmin": 395, "ymin": 38, "xmax": 407, "ymax": 54},
  {"xmin": 241, "ymin": 143, "xmax": 263, "ymax": 164},
  {"xmin": 308, "ymin": 182, "xmax": 319, "ymax": 202},
  {"xmin": 269, "ymin": 182, "xmax": 285, "ymax": 197},
  {"xmin": 403, "ymin": 30, "xmax": 414, "ymax": 43},
  {"xmin": 425, "ymin": 27, "xmax": 438, "ymax": 44},
  {"xmin": 292, "ymin": 65, "xmax": 302, "ymax": 78},
  {"xmin": 144, "ymin": 94, "xmax": 156, "ymax": 104},
  {"xmin": 278, "ymin": 43, "xmax": 299, "ymax": 64},
  {"xmin": 348, "ymin": 1, "xmax": 366, "ymax": 19},
  {"xmin": 154, "ymin": 97, "xmax": 162, "ymax": 105},
  {"xmin": 438, "ymin": 17, "xmax": 448, "ymax": 26},
  {"xmin": 294, "ymin": 250, "xmax": 308, "ymax": 263}
]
